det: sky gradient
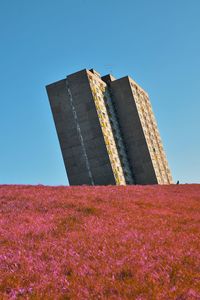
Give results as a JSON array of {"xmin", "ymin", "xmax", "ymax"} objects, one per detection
[{"xmin": 0, "ymin": 0, "xmax": 200, "ymax": 185}]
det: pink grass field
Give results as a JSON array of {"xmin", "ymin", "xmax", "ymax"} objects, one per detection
[{"xmin": 0, "ymin": 184, "xmax": 200, "ymax": 299}]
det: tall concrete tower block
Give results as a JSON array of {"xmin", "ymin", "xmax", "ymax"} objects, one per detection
[{"xmin": 46, "ymin": 69, "xmax": 173, "ymax": 185}]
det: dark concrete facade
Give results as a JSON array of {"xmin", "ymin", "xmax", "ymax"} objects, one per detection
[
  {"xmin": 109, "ymin": 77, "xmax": 157, "ymax": 184},
  {"xmin": 46, "ymin": 69, "xmax": 173, "ymax": 185},
  {"xmin": 46, "ymin": 70, "xmax": 115, "ymax": 185}
]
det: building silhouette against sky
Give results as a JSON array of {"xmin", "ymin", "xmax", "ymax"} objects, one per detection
[{"xmin": 46, "ymin": 69, "xmax": 173, "ymax": 185}]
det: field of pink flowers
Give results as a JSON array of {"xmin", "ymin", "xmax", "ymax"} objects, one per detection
[{"xmin": 0, "ymin": 184, "xmax": 200, "ymax": 299}]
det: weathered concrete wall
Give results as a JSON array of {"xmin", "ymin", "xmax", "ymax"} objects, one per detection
[
  {"xmin": 46, "ymin": 70, "xmax": 115, "ymax": 185},
  {"xmin": 110, "ymin": 77, "xmax": 158, "ymax": 184},
  {"xmin": 47, "ymin": 69, "xmax": 172, "ymax": 185}
]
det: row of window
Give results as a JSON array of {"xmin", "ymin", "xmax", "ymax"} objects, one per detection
[
  {"xmin": 90, "ymin": 79, "xmax": 134, "ymax": 184},
  {"xmin": 131, "ymin": 83, "xmax": 173, "ymax": 184},
  {"xmin": 135, "ymin": 89, "xmax": 171, "ymax": 183},
  {"xmin": 90, "ymin": 82, "xmax": 126, "ymax": 185}
]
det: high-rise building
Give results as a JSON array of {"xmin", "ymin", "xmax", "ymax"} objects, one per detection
[{"xmin": 46, "ymin": 69, "xmax": 173, "ymax": 185}]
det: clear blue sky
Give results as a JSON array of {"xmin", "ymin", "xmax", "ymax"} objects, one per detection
[{"xmin": 0, "ymin": 0, "xmax": 199, "ymax": 185}]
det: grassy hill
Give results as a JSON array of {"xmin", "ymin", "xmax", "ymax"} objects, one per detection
[{"xmin": 0, "ymin": 184, "xmax": 200, "ymax": 299}]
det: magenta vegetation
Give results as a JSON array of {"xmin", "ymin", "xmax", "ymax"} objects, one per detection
[{"xmin": 0, "ymin": 184, "xmax": 200, "ymax": 299}]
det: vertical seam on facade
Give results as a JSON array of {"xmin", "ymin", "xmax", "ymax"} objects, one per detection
[{"xmin": 65, "ymin": 78, "xmax": 94, "ymax": 185}]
